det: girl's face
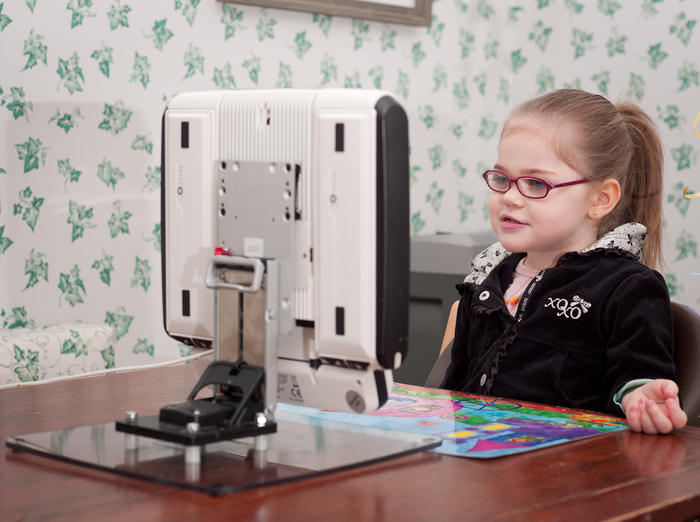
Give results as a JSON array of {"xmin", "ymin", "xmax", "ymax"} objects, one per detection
[{"xmin": 488, "ymin": 120, "xmax": 600, "ymax": 270}]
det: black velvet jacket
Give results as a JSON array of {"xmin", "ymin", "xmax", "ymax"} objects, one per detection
[{"xmin": 441, "ymin": 225, "xmax": 676, "ymax": 416}]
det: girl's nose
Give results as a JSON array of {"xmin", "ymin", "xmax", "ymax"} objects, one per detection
[{"xmin": 501, "ymin": 182, "xmax": 525, "ymax": 206}]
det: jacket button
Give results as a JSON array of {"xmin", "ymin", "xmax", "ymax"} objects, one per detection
[
  {"xmin": 479, "ymin": 374, "xmax": 487, "ymax": 386},
  {"xmin": 479, "ymin": 291, "xmax": 490, "ymax": 301}
]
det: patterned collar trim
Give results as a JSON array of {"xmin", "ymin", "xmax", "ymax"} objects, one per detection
[{"xmin": 464, "ymin": 222, "xmax": 648, "ymax": 285}]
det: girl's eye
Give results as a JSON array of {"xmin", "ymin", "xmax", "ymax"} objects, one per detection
[
  {"xmin": 491, "ymin": 173, "xmax": 509, "ymax": 186},
  {"xmin": 522, "ymin": 178, "xmax": 547, "ymax": 191}
]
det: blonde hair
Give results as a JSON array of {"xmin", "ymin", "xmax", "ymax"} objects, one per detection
[{"xmin": 504, "ymin": 89, "xmax": 664, "ymax": 270}]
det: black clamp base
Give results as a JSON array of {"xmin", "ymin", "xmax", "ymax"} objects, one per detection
[{"xmin": 116, "ymin": 360, "xmax": 277, "ymax": 446}]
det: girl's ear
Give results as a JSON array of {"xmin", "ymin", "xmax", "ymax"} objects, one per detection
[{"xmin": 588, "ymin": 178, "xmax": 621, "ymax": 220}]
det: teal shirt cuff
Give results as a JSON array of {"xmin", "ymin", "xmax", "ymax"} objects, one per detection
[{"xmin": 613, "ymin": 379, "xmax": 653, "ymax": 413}]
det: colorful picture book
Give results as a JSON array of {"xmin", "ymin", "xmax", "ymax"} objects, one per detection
[{"xmin": 280, "ymin": 383, "xmax": 628, "ymax": 458}]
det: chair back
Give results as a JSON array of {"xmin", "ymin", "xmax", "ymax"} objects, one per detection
[{"xmin": 672, "ymin": 302, "xmax": 700, "ymax": 427}]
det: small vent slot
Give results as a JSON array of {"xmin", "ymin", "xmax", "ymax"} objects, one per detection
[
  {"xmin": 335, "ymin": 306, "xmax": 345, "ymax": 336},
  {"xmin": 182, "ymin": 289, "xmax": 191, "ymax": 317},
  {"xmin": 180, "ymin": 121, "xmax": 189, "ymax": 149},
  {"xmin": 335, "ymin": 123, "xmax": 344, "ymax": 152}
]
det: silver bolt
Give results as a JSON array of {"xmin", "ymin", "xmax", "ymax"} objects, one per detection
[
  {"xmin": 125, "ymin": 410, "xmax": 138, "ymax": 423},
  {"xmin": 256, "ymin": 413, "xmax": 267, "ymax": 428},
  {"xmin": 186, "ymin": 422, "xmax": 200, "ymax": 434}
]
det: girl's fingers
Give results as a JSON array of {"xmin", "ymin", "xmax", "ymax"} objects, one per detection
[
  {"xmin": 660, "ymin": 380, "xmax": 679, "ymax": 400},
  {"xmin": 626, "ymin": 401, "xmax": 642, "ymax": 432},
  {"xmin": 639, "ymin": 407, "xmax": 657, "ymax": 434},
  {"xmin": 644, "ymin": 399, "xmax": 673, "ymax": 434},
  {"xmin": 666, "ymin": 397, "xmax": 688, "ymax": 429}
]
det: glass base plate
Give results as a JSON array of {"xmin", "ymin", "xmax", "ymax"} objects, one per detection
[{"xmin": 6, "ymin": 405, "xmax": 441, "ymax": 496}]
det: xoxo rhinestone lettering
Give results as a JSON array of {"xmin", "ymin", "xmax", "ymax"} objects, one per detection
[{"xmin": 544, "ymin": 295, "xmax": 591, "ymax": 320}]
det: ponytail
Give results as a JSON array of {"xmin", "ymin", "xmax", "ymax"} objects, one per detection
[{"xmin": 606, "ymin": 103, "xmax": 664, "ymax": 270}]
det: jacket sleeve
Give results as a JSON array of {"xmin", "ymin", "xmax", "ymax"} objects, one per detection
[
  {"xmin": 440, "ymin": 284, "xmax": 472, "ymax": 391},
  {"xmin": 601, "ymin": 269, "xmax": 676, "ymax": 414}
]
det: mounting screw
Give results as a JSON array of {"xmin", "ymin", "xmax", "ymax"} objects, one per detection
[
  {"xmin": 256, "ymin": 413, "xmax": 267, "ymax": 427},
  {"xmin": 186, "ymin": 422, "xmax": 200, "ymax": 434},
  {"xmin": 125, "ymin": 410, "xmax": 138, "ymax": 423}
]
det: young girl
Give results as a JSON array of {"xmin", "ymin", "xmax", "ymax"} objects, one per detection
[{"xmin": 441, "ymin": 89, "xmax": 687, "ymax": 434}]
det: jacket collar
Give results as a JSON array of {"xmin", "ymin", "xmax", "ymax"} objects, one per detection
[{"xmin": 464, "ymin": 222, "xmax": 648, "ymax": 285}]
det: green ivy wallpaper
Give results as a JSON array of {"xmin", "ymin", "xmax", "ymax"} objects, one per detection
[{"xmin": 1, "ymin": 0, "xmax": 698, "ymax": 366}]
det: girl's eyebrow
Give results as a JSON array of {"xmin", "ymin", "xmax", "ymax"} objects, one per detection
[{"xmin": 493, "ymin": 163, "xmax": 557, "ymax": 177}]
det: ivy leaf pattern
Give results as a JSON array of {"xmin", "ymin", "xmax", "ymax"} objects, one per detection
[
  {"xmin": 671, "ymin": 144, "xmax": 694, "ymax": 171},
  {"xmin": 61, "ymin": 330, "xmax": 89, "ymax": 356},
  {"xmin": 1, "ymin": 306, "xmax": 35, "ymax": 329},
  {"xmin": 148, "ymin": 19, "xmax": 173, "ymax": 50},
  {"xmin": 670, "ymin": 12, "xmax": 696, "ymax": 47},
  {"xmin": 58, "ymin": 264, "xmax": 86, "ymax": 307},
  {"xmin": 105, "ymin": 306, "xmax": 133, "ymax": 340},
  {"xmin": 67, "ymin": 200, "xmax": 97, "ymax": 241},
  {"xmin": 212, "ymin": 62, "xmax": 237, "ymax": 89},
  {"xmin": 101, "ymin": 345, "xmax": 116, "ymax": 369},
  {"xmin": 107, "ymin": 201, "xmax": 132, "ymax": 238},
  {"xmin": 98, "ymin": 101, "xmax": 132, "ymax": 135},
  {"xmin": 677, "ymin": 61, "xmax": 699, "ymax": 91},
  {"xmin": 57, "ymin": 158, "xmax": 82, "ymax": 189},
  {"xmin": 133, "ymin": 337, "xmax": 154, "ymax": 356},
  {"xmin": 658, "ymin": 105, "xmax": 681, "ymax": 130},
  {"xmin": 221, "ymin": 5, "xmax": 244, "ymax": 40},
  {"xmin": 675, "ymin": 231, "xmax": 697, "ymax": 261},
  {"xmin": 15, "ymin": 137, "xmax": 48, "ymax": 173},
  {"xmin": 129, "ymin": 52, "xmax": 151, "ymax": 88},
  {"xmin": 107, "ymin": 0, "xmax": 131, "ymax": 30},
  {"xmin": 3, "ymin": 1, "xmax": 700, "ymax": 374},
  {"xmin": 131, "ymin": 135, "xmax": 153, "ymax": 155},
  {"xmin": 142, "ymin": 165, "xmax": 160, "ymax": 192},
  {"xmin": 293, "ymin": 31, "xmax": 312, "ymax": 60},
  {"xmin": 97, "ymin": 159, "xmax": 125, "ymax": 190},
  {"xmin": 49, "ymin": 108, "xmax": 82, "ymax": 133},
  {"xmin": 312, "ymin": 14, "xmax": 331, "ymax": 37},
  {"xmin": 571, "ymin": 28, "xmax": 594, "ymax": 59},
  {"xmin": 458, "ymin": 192, "xmax": 474, "ymax": 222},
  {"xmin": 57, "ymin": 52, "xmax": 85, "ymax": 94},
  {"xmin": 148, "ymin": 223, "xmax": 161, "ymax": 252},
  {"xmin": 14, "ymin": 186, "xmax": 44, "ymax": 231},
  {"xmin": 243, "ymin": 55, "xmax": 261, "ymax": 84},
  {"xmin": 13, "ymin": 345, "xmax": 40, "ymax": 382},
  {"xmin": 23, "ymin": 248, "xmax": 48, "ymax": 290},
  {"xmin": 175, "ymin": 0, "xmax": 199, "ymax": 26},
  {"xmin": 183, "ymin": 42, "xmax": 204, "ymax": 79},
  {"xmin": 90, "ymin": 44, "xmax": 114, "ymax": 77},
  {"xmin": 3, "ymin": 86, "xmax": 33, "ymax": 121},
  {"xmin": 647, "ymin": 43, "xmax": 668, "ymax": 70},
  {"xmin": 131, "ymin": 256, "xmax": 151, "ymax": 292},
  {"xmin": 0, "ymin": 225, "xmax": 13, "ymax": 255},
  {"xmin": 92, "ymin": 251, "xmax": 114, "ymax": 285},
  {"xmin": 0, "ymin": 3, "xmax": 12, "ymax": 31},
  {"xmin": 67, "ymin": 0, "xmax": 95, "ymax": 29},
  {"xmin": 22, "ymin": 30, "xmax": 47, "ymax": 70},
  {"xmin": 256, "ymin": 9, "xmax": 276, "ymax": 41}
]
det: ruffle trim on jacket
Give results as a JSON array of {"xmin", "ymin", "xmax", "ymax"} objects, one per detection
[{"xmin": 463, "ymin": 222, "xmax": 648, "ymax": 285}]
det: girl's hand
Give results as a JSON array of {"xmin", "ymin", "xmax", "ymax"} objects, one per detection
[{"xmin": 622, "ymin": 379, "xmax": 687, "ymax": 434}]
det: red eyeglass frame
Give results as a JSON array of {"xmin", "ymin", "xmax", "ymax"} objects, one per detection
[{"xmin": 482, "ymin": 169, "xmax": 589, "ymax": 199}]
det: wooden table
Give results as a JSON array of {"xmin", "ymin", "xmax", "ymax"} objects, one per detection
[{"xmin": 2, "ymin": 359, "xmax": 700, "ymax": 521}]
